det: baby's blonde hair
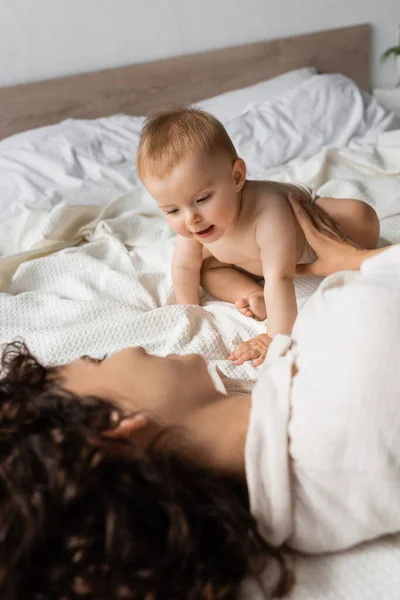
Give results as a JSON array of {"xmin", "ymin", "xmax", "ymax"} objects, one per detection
[{"xmin": 137, "ymin": 106, "xmax": 238, "ymax": 179}]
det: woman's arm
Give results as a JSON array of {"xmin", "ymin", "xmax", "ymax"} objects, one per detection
[{"xmin": 288, "ymin": 194, "xmax": 388, "ymax": 276}]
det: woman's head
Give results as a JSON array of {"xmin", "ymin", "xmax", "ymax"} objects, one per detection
[
  {"xmin": 58, "ymin": 345, "xmax": 218, "ymax": 425},
  {"xmin": 0, "ymin": 342, "xmax": 289, "ymax": 599}
]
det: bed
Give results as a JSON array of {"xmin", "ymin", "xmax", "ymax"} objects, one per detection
[{"xmin": 1, "ymin": 22, "xmax": 400, "ymax": 599}]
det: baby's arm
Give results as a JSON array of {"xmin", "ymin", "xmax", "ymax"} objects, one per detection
[
  {"xmin": 229, "ymin": 200, "xmax": 298, "ymax": 366},
  {"xmin": 172, "ymin": 235, "xmax": 203, "ymax": 305},
  {"xmin": 257, "ymin": 199, "xmax": 298, "ymax": 337}
]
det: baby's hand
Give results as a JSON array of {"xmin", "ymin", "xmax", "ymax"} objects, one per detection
[{"xmin": 229, "ymin": 333, "xmax": 272, "ymax": 367}]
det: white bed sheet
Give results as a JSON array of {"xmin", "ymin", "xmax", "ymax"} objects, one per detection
[{"xmin": 1, "ymin": 75, "xmax": 400, "ymax": 599}]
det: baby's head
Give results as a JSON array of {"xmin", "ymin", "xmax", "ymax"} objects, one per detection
[{"xmin": 137, "ymin": 106, "xmax": 246, "ymax": 242}]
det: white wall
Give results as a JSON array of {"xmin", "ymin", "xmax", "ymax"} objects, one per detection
[{"xmin": 0, "ymin": 0, "xmax": 399, "ymax": 90}]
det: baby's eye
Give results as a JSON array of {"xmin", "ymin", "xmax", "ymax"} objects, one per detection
[
  {"xmin": 165, "ymin": 208, "xmax": 179, "ymax": 215},
  {"xmin": 196, "ymin": 195, "xmax": 211, "ymax": 204}
]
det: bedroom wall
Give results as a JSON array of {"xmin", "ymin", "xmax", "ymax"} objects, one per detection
[{"xmin": 0, "ymin": 0, "xmax": 398, "ymax": 89}]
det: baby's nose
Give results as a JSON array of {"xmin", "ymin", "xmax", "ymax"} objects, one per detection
[{"xmin": 185, "ymin": 211, "xmax": 201, "ymax": 226}]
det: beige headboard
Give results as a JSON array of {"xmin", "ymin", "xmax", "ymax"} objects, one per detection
[{"xmin": 0, "ymin": 23, "xmax": 370, "ymax": 140}]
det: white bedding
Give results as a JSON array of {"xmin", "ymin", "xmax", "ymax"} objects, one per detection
[
  {"xmin": 196, "ymin": 66, "xmax": 317, "ymax": 121},
  {"xmin": 1, "ymin": 74, "xmax": 400, "ymax": 599},
  {"xmin": 0, "ymin": 74, "xmax": 398, "ymax": 223},
  {"xmin": 1, "ymin": 132, "xmax": 400, "ymax": 599}
]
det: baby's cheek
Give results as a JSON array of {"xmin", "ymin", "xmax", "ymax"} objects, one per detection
[
  {"xmin": 215, "ymin": 203, "xmax": 236, "ymax": 227},
  {"xmin": 165, "ymin": 218, "xmax": 181, "ymax": 235},
  {"xmin": 171, "ymin": 221, "xmax": 192, "ymax": 239},
  {"xmin": 175, "ymin": 223, "xmax": 187, "ymax": 235}
]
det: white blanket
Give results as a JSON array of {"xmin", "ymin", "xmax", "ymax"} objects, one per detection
[{"xmin": 1, "ymin": 132, "xmax": 400, "ymax": 598}]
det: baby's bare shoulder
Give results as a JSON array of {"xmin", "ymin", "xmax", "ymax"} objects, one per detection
[{"xmin": 248, "ymin": 180, "xmax": 292, "ymax": 222}]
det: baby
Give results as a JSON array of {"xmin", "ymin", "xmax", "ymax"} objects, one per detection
[{"xmin": 137, "ymin": 107, "xmax": 380, "ymax": 365}]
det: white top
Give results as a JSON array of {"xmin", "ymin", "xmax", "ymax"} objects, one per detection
[{"xmin": 245, "ymin": 246, "xmax": 400, "ymax": 554}]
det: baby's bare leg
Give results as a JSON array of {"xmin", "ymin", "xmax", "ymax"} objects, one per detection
[
  {"xmin": 315, "ymin": 197, "xmax": 380, "ymax": 249},
  {"xmin": 201, "ymin": 258, "xmax": 266, "ymax": 320}
]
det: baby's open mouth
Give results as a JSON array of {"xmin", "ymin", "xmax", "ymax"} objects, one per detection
[{"xmin": 195, "ymin": 225, "xmax": 214, "ymax": 238}]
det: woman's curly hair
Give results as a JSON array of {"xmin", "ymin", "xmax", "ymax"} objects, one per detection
[{"xmin": 0, "ymin": 342, "xmax": 290, "ymax": 600}]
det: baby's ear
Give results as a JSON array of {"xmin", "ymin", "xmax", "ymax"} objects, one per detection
[
  {"xmin": 232, "ymin": 158, "xmax": 246, "ymax": 190},
  {"xmin": 104, "ymin": 414, "xmax": 148, "ymax": 439}
]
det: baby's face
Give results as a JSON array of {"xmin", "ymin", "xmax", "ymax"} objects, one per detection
[{"xmin": 142, "ymin": 151, "xmax": 245, "ymax": 243}]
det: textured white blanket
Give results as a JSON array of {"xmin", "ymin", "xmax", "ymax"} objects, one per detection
[{"xmin": 1, "ymin": 134, "xmax": 400, "ymax": 598}]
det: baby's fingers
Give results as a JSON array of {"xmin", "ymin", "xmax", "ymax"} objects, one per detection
[
  {"xmin": 253, "ymin": 352, "xmax": 267, "ymax": 367},
  {"xmin": 229, "ymin": 342, "xmax": 249, "ymax": 359},
  {"xmin": 233, "ymin": 349, "xmax": 261, "ymax": 365},
  {"xmin": 229, "ymin": 345, "xmax": 261, "ymax": 365}
]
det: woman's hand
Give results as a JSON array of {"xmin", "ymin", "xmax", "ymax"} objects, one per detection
[
  {"xmin": 229, "ymin": 333, "xmax": 273, "ymax": 367},
  {"xmin": 288, "ymin": 194, "xmax": 366, "ymax": 276}
]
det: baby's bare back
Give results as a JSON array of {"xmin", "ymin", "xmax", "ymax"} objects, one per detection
[{"xmin": 204, "ymin": 180, "xmax": 309, "ymax": 276}]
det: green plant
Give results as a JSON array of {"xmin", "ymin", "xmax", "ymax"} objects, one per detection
[{"xmin": 381, "ymin": 45, "xmax": 400, "ymax": 63}]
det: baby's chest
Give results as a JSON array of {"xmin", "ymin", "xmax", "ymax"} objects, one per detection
[{"xmin": 207, "ymin": 233, "xmax": 262, "ymax": 276}]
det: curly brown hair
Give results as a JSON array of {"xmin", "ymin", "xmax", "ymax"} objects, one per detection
[{"xmin": 0, "ymin": 342, "xmax": 290, "ymax": 600}]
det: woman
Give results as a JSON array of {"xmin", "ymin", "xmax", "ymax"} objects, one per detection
[{"xmin": 0, "ymin": 196, "xmax": 399, "ymax": 599}]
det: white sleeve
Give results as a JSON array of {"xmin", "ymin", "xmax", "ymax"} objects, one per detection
[
  {"xmin": 245, "ymin": 334, "xmax": 294, "ymax": 547},
  {"xmin": 288, "ymin": 246, "xmax": 400, "ymax": 553},
  {"xmin": 246, "ymin": 247, "xmax": 400, "ymax": 554}
]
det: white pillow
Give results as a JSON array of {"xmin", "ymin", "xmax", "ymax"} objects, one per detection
[
  {"xmin": 195, "ymin": 67, "xmax": 316, "ymax": 121},
  {"xmin": 224, "ymin": 74, "xmax": 400, "ymax": 177}
]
